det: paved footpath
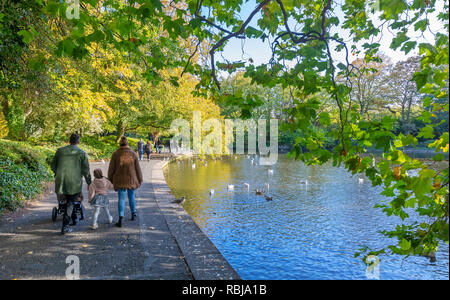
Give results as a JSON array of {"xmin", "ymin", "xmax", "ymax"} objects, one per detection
[{"xmin": 0, "ymin": 159, "xmax": 239, "ymax": 280}]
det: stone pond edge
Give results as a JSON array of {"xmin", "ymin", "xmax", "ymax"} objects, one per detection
[{"xmin": 152, "ymin": 155, "xmax": 241, "ymax": 280}]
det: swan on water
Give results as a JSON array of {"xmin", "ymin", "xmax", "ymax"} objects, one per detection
[
  {"xmin": 358, "ymin": 178, "xmax": 364, "ymax": 184},
  {"xmin": 244, "ymin": 183, "xmax": 250, "ymax": 190},
  {"xmin": 406, "ymin": 170, "xmax": 419, "ymax": 177},
  {"xmin": 268, "ymin": 169, "xmax": 274, "ymax": 175},
  {"xmin": 299, "ymin": 179, "xmax": 308, "ymax": 185},
  {"xmin": 228, "ymin": 184, "xmax": 235, "ymax": 190}
]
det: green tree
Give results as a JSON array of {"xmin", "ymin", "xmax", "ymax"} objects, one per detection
[
  {"xmin": 347, "ymin": 56, "xmax": 392, "ymax": 120},
  {"xmin": 385, "ymin": 56, "xmax": 422, "ymax": 135}
]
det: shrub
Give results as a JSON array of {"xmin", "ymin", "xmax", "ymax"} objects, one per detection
[
  {"xmin": 0, "ymin": 139, "xmax": 53, "ymax": 215},
  {"xmin": 0, "ymin": 135, "xmax": 141, "ymax": 215}
]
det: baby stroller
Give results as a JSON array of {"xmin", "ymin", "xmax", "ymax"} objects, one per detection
[{"xmin": 52, "ymin": 193, "xmax": 85, "ymax": 222}]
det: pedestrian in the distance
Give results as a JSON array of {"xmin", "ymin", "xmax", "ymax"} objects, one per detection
[
  {"xmin": 107, "ymin": 136, "xmax": 143, "ymax": 227},
  {"xmin": 144, "ymin": 140, "xmax": 152, "ymax": 161},
  {"xmin": 157, "ymin": 139, "xmax": 163, "ymax": 154},
  {"xmin": 137, "ymin": 138, "xmax": 145, "ymax": 161}
]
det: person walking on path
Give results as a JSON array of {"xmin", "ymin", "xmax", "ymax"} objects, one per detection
[
  {"xmin": 108, "ymin": 136, "xmax": 143, "ymax": 227},
  {"xmin": 157, "ymin": 139, "xmax": 163, "ymax": 154},
  {"xmin": 137, "ymin": 138, "xmax": 145, "ymax": 161},
  {"xmin": 144, "ymin": 140, "xmax": 152, "ymax": 161},
  {"xmin": 88, "ymin": 169, "xmax": 114, "ymax": 230},
  {"xmin": 51, "ymin": 134, "xmax": 92, "ymax": 234}
]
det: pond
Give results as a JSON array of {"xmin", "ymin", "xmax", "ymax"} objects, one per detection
[{"xmin": 164, "ymin": 155, "xmax": 449, "ymax": 280}]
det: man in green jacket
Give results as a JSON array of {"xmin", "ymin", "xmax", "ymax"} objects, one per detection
[{"xmin": 51, "ymin": 134, "xmax": 92, "ymax": 234}]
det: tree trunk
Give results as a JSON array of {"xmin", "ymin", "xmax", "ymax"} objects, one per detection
[
  {"xmin": 406, "ymin": 96, "xmax": 412, "ymax": 124},
  {"xmin": 116, "ymin": 120, "xmax": 125, "ymax": 143}
]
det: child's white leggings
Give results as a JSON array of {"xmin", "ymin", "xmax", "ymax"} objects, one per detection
[{"xmin": 93, "ymin": 206, "xmax": 112, "ymax": 225}]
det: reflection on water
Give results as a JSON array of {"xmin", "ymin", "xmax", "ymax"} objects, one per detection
[{"xmin": 164, "ymin": 156, "xmax": 449, "ymax": 280}]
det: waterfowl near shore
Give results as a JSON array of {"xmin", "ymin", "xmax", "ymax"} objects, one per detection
[
  {"xmin": 255, "ymin": 189, "xmax": 264, "ymax": 195},
  {"xmin": 265, "ymin": 195, "xmax": 273, "ymax": 201},
  {"xmin": 172, "ymin": 196, "xmax": 186, "ymax": 204}
]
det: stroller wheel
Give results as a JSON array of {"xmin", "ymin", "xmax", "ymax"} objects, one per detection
[{"xmin": 52, "ymin": 207, "xmax": 58, "ymax": 222}]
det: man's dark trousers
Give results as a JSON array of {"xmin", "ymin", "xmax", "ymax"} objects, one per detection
[{"xmin": 62, "ymin": 193, "xmax": 80, "ymax": 230}]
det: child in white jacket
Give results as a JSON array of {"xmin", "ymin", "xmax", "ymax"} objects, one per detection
[{"xmin": 88, "ymin": 169, "xmax": 114, "ymax": 229}]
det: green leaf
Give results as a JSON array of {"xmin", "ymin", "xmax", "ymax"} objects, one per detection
[
  {"xmin": 432, "ymin": 153, "xmax": 445, "ymax": 161},
  {"xmin": 306, "ymin": 140, "xmax": 319, "ymax": 151},
  {"xmin": 390, "ymin": 31, "xmax": 408, "ymax": 50},
  {"xmin": 401, "ymin": 41, "xmax": 417, "ymax": 54},
  {"xmin": 414, "ymin": 19, "xmax": 429, "ymax": 32},
  {"xmin": 17, "ymin": 30, "xmax": 34, "ymax": 44},
  {"xmin": 399, "ymin": 238, "xmax": 411, "ymax": 251},
  {"xmin": 417, "ymin": 125, "xmax": 434, "ymax": 139},
  {"xmin": 245, "ymin": 26, "xmax": 262, "ymax": 38},
  {"xmin": 419, "ymin": 169, "xmax": 436, "ymax": 178},
  {"xmin": 318, "ymin": 112, "xmax": 331, "ymax": 126}
]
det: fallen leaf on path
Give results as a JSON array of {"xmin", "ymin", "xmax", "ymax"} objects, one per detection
[
  {"xmin": 81, "ymin": 244, "xmax": 89, "ymax": 248},
  {"xmin": 27, "ymin": 251, "xmax": 33, "ymax": 255}
]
